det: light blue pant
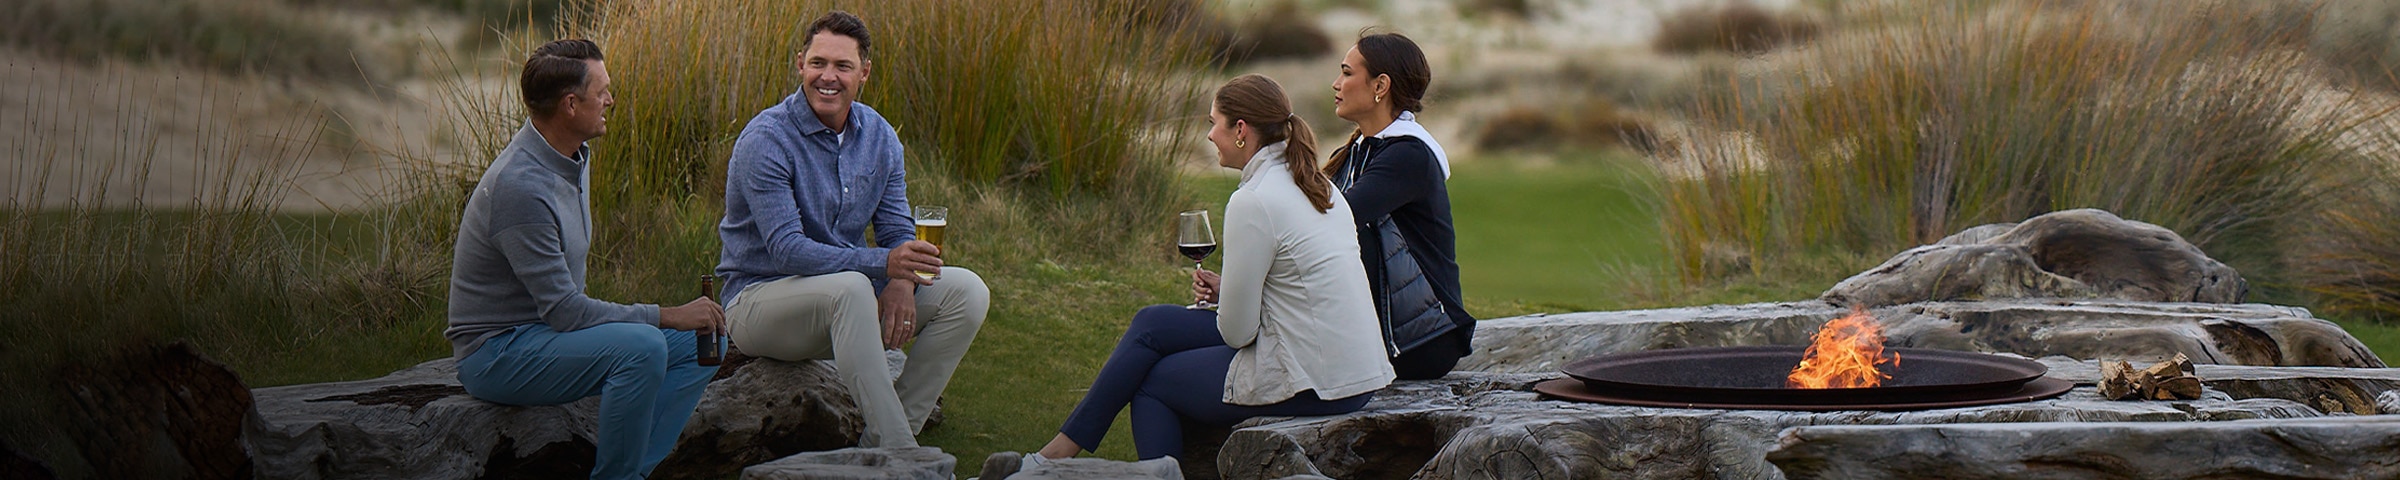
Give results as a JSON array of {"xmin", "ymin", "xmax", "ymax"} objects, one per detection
[{"xmin": 457, "ymin": 322, "xmax": 717, "ymax": 480}]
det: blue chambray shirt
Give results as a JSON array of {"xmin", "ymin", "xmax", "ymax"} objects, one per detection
[{"xmin": 717, "ymin": 92, "xmax": 915, "ymax": 307}]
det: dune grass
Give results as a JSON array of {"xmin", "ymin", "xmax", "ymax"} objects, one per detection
[
  {"xmin": 0, "ymin": 68, "xmax": 436, "ymax": 474},
  {"xmin": 1659, "ymin": 1, "xmax": 2392, "ymax": 310},
  {"xmin": 569, "ymin": 0, "xmax": 1206, "ymax": 209}
]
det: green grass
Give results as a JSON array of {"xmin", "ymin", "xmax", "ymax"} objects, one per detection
[
  {"xmin": 2346, "ymin": 321, "xmax": 2400, "ymax": 360},
  {"xmin": 1448, "ymin": 153, "xmax": 1664, "ymax": 313},
  {"xmin": 916, "ymin": 258, "xmax": 1184, "ymax": 463}
]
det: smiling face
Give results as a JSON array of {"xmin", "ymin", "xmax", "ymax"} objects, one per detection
[
  {"xmin": 797, "ymin": 31, "xmax": 871, "ymax": 131},
  {"xmin": 1330, "ymin": 46, "xmax": 1386, "ymax": 124},
  {"xmin": 1206, "ymin": 102, "xmax": 1249, "ymax": 169}
]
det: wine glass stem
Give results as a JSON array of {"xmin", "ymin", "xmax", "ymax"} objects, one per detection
[{"xmin": 1194, "ymin": 260, "xmax": 1208, "ymax": 308}]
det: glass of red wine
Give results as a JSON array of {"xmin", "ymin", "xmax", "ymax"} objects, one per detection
[{"xmin": 1177, "ymin": 209, "xmax": 1217, "ymax": 310}]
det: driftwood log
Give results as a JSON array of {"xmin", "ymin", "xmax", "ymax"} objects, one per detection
[{"xmin": 249, "ymin": 349, "xmax": 915, "ymax": 480}]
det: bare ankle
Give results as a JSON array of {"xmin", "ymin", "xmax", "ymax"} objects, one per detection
[{"xmin": 1037, "ymin": 434, "xmax": 1081, "ymax": 459}]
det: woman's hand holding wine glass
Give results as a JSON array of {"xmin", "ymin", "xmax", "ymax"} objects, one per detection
[
  {"xmin": 1192, "ymin": 268, "xmax": 1221, "ymax": 306},
  {"xmin": 1177, "ymin": 209, "xmax": 1218, "ymax": 310}
]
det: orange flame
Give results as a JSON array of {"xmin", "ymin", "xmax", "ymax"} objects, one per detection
[{"xmin": 1787, "ymin": 307, "xmax": 1900, "ymax": 389}]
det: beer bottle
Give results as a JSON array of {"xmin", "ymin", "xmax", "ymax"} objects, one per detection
[{"xmin": 698, "ymin": 274, "xmax": 723, "ymax": 366}]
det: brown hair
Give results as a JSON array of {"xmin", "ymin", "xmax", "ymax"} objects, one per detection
[
  {"xmin": 1216, "ymin": 74, "xmax": 1332, "ymax": 213},
  {"xmin": 801, "ymin": 11, "xmax": 873, "ymax": 59},
  {"xmin": 1324, "ymin": 31, "xmax": 1432, "ymax": 176},
  {"xmin": 521, "ymin": 39, "xmax": 605, "ymax": 119}
]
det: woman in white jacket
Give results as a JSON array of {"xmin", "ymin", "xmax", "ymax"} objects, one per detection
[{"xmin": 1029, "ymin": 74, "xmax": 1393, "ymax": 462}]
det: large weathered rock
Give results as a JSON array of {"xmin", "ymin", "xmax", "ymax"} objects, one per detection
[
  {"xmin": 1822, "ymin": 209, "xmax": 2248, "ymax": 308},
  {"xmin": 655, "ymin": 353, "xmax": 912, "ymax": 480},
  {"xmin": 1461, "ymin": 300, "xmax": 2385, "ymax": 374},
  {"xmin": 10, "ymin": 342, "xmax": 255, "ymax": 480},
  {"xmin": 1765, "ymin": 417, "xmax": 2400, "ymax": 479},
  {"xmin": 249, "ymin": 352, "xmax": 911, "ymax": 480},
  {"xmin": 739, "ymin": 447, "xmax": 953, "ymax": 480},
  {"xmin": 1211, "ymin": 365, "xmax": 2400, "ymax": 479}
]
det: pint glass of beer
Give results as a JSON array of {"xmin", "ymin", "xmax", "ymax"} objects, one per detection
[{"xmin": 913, "ymin": 206, "xmax": 947, "ymax": 281}]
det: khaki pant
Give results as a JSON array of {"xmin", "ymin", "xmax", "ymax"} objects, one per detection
[{"xmin": 726, "ymin": 267, "xmax": 989, "ymax": 447}]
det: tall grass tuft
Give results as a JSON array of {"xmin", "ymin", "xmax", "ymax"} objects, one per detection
[
  {"xmin": 0, "ymin": 61, "xmax": 364, "ymax": 475},
  {"xmin": 511, "ymin": 0, "xmax": 1217, "ymax": 307},
  {"xmin": 1656, "ymin": 1, "xmax": 2390, "ymax": 304},
  {"xmin": 569, "ymin": 0, "xmax": 1207, "ymax": 206},
  {"xmin": 2298, "ymin": 179, "xmax": 2400, "ymax": 323}
]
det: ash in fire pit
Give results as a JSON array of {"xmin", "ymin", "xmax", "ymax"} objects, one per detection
[{"xmin": 1537, "ymin": 309, "xmax": 2073, "ymax": 411}]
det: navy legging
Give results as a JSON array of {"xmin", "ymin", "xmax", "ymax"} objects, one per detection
[{"xmin": 1057, "ymin": 305, "xmax": 1373, "ymax": 460}]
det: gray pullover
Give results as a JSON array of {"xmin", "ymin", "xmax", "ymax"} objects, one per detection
[{"xmin": 445, "ymin": 123, "xmax": 659, "ymax": 358}]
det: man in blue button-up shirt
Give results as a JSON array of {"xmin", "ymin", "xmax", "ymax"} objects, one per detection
[{"xmin": 715, "ymin": 11, "xmax": 989, "ymax": 448}]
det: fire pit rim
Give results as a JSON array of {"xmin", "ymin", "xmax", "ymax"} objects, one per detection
[
  {"xmin": 1532, "ymin": 376, "xmax": 2076, "ymax": 412},
  {"xmin": 1561, "ymin": 345, "xmax": 2052, "ymax": 404}
]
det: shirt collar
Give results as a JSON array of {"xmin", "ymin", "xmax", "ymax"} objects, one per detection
[
  {"xmin": 784, "ymin": 91, "xmax": 858, "ymax": 138},
  {"xmin": 1238, "ymin": 141, "xmax": 1289, "ymax": 185},
  {"xmin": 512, "ymin": 122, "xmax": 587, "ymax": 185}
]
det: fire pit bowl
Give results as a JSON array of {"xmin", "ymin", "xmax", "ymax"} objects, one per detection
[{"xmin": 1535, "ymin": 345, "xmax": 2073, "ymax": 411}]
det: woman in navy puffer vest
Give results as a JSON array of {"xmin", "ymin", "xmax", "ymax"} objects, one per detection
[{"xmin": 1325, "ymin": 31, "xmax": 1473, "ymax": 380}]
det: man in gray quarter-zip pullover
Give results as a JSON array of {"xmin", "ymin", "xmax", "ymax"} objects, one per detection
[{"xmin": 444, "ymin": 39, "xmax": 725, "ymax": 480}]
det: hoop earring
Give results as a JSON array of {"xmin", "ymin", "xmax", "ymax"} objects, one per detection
[{"xmin": 1236, "ymin": 138, "xmax": 1245, "ymax": 149}]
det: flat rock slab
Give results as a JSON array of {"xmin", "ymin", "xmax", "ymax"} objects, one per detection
[
  {"xmin": 993, "ymin": 455, "xmax": 1184, "ymax": 480},
  {"xmin": 740, "ymin": 447, "xmax": 953, "ymax": 480},
  {"xmin": 249, "ymin": 352, "xmax": 912, "ymax": 480},
  {"xmin": 1462, "ymin": 300, "xmax": 2384, "ymax": 376},
  {"xmin": 2039, "ymin": 357, "xmax": 2400, "ymax": 415},
  {"xmin": 1211, "ymin": 366, "xmax": 2400, "ymax": 479},
  {"xmin": 1766, "ymin": 416, "xmax": 2400, "ymax": 479}
]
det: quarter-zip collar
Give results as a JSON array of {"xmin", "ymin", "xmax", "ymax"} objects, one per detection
[{"xmin": 512, "ymin": 122, "xmax": 588, "ymax": 188}]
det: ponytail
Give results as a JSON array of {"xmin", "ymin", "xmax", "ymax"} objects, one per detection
[{"xmin": 1283, "ymin": 114, "xmax": 1333, "ymax": 213}]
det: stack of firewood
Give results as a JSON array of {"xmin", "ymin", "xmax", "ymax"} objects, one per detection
[{"xmin": 2100, "ymin": 353, "xmax": 2201, "ymax": 401}]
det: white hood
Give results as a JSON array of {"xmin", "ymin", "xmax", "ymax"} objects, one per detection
[{"xmin": 1363, "ymin": 111, "xmax": 1450, "ymax": 179}]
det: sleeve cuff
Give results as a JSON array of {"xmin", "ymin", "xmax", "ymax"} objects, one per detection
[{"xmin": 860, "ymin": 247, "xmax": 894, "ymax": 280}]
